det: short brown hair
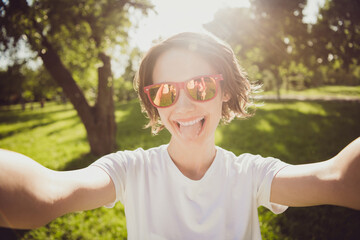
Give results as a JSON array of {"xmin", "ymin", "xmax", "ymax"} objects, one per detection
[{"xmin": 134, "ymin": 32, "xmax": 253, "ymax": 134}]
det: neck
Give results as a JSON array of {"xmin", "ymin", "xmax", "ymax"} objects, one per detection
[{"xmin": 167, "ymin": 137, "xmax": 216, "ymax": 180}]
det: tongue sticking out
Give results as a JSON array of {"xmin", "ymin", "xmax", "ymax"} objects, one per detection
[{"xmin": 179, "ymin": 120, "xmax": 202, "ymax": 140}]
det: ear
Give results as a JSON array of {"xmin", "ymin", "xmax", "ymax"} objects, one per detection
[{"xmin": 222, "ymin": 92, "xmax": 230, "ymax": 103}]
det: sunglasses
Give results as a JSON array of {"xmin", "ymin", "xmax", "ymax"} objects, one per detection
[{"xmin": 143, "ymin": 74, "xmax": 224, "ymax": 108}]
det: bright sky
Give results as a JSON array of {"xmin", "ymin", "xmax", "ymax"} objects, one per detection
[
  {"xmin": 128, "ymin": 0, "xmax": 325, "ymax": 52},
  {"xmin": 128, "ymin": 0, "xmax": 250, "ymax": 51}
]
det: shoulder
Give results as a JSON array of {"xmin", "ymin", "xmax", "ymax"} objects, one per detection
[
  {"xmin": 92, "ymin": 144, "xmax": 168, "ymax": 170},
  {"xmin": 103, "ymin": 144, "xmax": 167, "ymax": 161},
  {"xmin": 217, "ymin": 146, "xmax": 287, "ymax": 173}
]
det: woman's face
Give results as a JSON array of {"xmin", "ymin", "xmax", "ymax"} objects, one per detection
[{"xmin": 152, "ymin": 48, "xmax": 228, "ymax": 145}]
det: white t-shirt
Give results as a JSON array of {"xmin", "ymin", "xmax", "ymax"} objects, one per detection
[{"xmin": 91, "ymin": 144, "xmax": 289, "ymax": 240}]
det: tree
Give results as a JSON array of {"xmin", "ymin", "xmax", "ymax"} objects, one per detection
[
  {"xmin": 22, "ymin": 66, "xmax": 61, "ymax": 107},
  {"xmin": 114, "ymin": 48, "xmax": 142, "ymax": 102},
  {"xmin": 0, "ymin": 63, "xmax": 61, "ymax": 108},
  {"xmin": 204, "ymin": 0, "xmax": 308, "ymax": 98},
  {"xmin": 0, "ymin": 0, "xmax": 153, "ymax": 155},
  {"xmin": 0, "ymin": 63, "xmax": 25, "ymax": 106},
  {"xmin": 310, "ymin": 0, "xmax": 360, "ymax": 85}
]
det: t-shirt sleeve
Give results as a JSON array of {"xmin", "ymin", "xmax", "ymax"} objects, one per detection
[
  {"xmin": 252, "ymin": 155, "xmax": 290, "ymax": 214},
  {"xmin": 91, "ymin": 151, "xmax": 129, "ymax": 208}
]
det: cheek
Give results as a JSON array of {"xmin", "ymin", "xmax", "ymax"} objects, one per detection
[
  {"xmin": 157, "ymin": 108, "xmax": 170, "ymax": 124},
  {"xmin": 213, "ymin": 96, "xmax": 225, "ymax": 115}
]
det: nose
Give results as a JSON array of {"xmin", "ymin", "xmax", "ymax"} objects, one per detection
[{"xmin": 174, "ymin": 89, "xmax": 196, "ymax": 113}]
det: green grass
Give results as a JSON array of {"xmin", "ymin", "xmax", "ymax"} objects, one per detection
[
  {"xmin": 260, "ymin": 85, "xmax": 360, "ymax": 98},
  {"xmin": 1, "ymin": 99, "xmax": 360, "ymax": 239}
]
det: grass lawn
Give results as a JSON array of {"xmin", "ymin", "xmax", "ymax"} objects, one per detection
[{"xmin": 0, "ymin": 98, "xmax": 359, "ymax": 239}]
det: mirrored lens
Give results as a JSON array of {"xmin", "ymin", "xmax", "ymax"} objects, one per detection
[
  {"xmin": 186, "ymin": 76, "xmax": 217, "ymax": 101},
  {"xmin": 148, "ymin": 83, "xmax": 177, "ymax": 107}
]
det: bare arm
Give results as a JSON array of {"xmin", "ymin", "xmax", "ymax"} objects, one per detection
[
  {"xmin": 271, "ymin": 137, "xmax": 360, "ymax": 210},
  {"xmin": 0, "ymin": 149, "xmax": 115, "ymax": 229}
]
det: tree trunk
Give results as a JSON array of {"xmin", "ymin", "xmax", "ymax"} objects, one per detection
[
  {"xmin": 274, "ymin": 70, "xmax": 282, "ymax": 100},
  {"xmin": 40, "ymin": 98, "xmax": 45, "ymax": 108},
  {"xmin": 88, "ymin": 53, "xmax": 117, "ymax": 155},
  {"xmin": 275, "ymin": 80, "xmax": 281, "ymax": 100},
  {"xmin": 39, "ymin": 39, "xmax": 117, "ymax": 156},
  {"xmin": 20, "ymin": 97, "xmax": 26, "ymax": 111}
]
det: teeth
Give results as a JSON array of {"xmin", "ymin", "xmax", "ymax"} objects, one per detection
[{"xmin": 177, "ymin": 117, "xmax": 204, "ymax": 127}]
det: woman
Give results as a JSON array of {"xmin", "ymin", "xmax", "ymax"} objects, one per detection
[{"xmin": 0, "ymin": 32, "xmax": 359, "ymax": 239}]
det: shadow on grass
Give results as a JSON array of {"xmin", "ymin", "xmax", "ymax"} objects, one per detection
[
  {"xmin": 46, "ymin": 117, "xmax": 81, "ymax": 137},
  {"xmin": 278, "ymin": 205, "xmax": 360, "ymax": 240},
  {"xmin": 0, "ymin": 106, "xmax": 74, "ymax": 124},
  {"xmin": 0, "ymin": 227, "xmax": 28, "ymax": 240},
  {"xmin": 0, "ymin": 114, "xmax": 79, "ymax": 139},
  {"xmin": 60, "ymin": 152, "xmax": 98, "ymax": 171}
]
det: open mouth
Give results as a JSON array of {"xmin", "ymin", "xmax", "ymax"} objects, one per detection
[
  {"xmin": 174, "ymin": 116, "xmax": 206, "ymax": 138},
  {"xmin": 176, "ymin": 116, "xmax": 205, "ymax": 127}
]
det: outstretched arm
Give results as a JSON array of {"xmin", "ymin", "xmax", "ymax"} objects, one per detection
[
  {"xmin": 0, "ymin": 149, "xmax": 115, "ymax": 229},
  {"xmin": 271, "ymin": 137, "xmax": 360, "ymax": 210}
]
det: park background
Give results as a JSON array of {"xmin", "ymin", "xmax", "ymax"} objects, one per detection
[{"xmin": 0, "ymin": 0, "xmax": 360, "ymax": 239}]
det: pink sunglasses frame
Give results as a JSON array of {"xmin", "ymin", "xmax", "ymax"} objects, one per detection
[{"xmin": 143, "ymin": 74, "xmax": 224, "ymax": 108}]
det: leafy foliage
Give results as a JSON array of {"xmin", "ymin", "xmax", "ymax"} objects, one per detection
[
  {"xmin": 312, "ymin": 0, "xmax": 360, "ymax": 70},
  {"xmin": 205, "ymin": 0, "xmax": 360, "ymax": 94},
  {"xmin": 0, "ymin": 63, "xmax": 62, "ymax": 106},
  {"xmin": 204, "ymin": 0, "xmax": 308, "ymax": 96},
  {"xmin": 0, "ymin": 0, "xmax": 154, "ymax": 155},
  {"xmin": 0, "ymin": 0, "xmax": 152, "ymax": 96},
  {"xmin": 0, "ymin": 64, "xmax": 25, "ymax": 105}
]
